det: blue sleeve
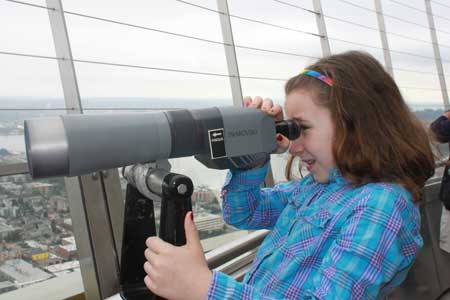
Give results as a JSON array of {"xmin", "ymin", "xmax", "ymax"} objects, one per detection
[
  {"xmin": 221, "ymin": 160, "xmax": 300, "ymax": 230},
  {"xmin": 430, "ymin": 115, "xmax": 450, "ymax": 143}
]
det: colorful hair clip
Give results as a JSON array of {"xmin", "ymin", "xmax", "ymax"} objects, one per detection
[{"xmin": 301, "ymin": 69, "xmax": 333, "ymax": 86}]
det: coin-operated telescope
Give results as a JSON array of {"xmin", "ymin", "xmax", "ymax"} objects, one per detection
[{"xmin": 24, "ymin": 106, "xmax": 300, "ymax": 300}]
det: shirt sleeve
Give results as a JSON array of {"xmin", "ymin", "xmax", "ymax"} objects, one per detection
[
  {"xmin": 430, "ymin": 115, "xmax": 450, "ymax": 143},
  {"xmin": 221, "ymin": 159, "xmax": 299, "ymax": 230},
  {"xmin": 208, "ymin": 187, "xmax": 423, "ymax": 300}
]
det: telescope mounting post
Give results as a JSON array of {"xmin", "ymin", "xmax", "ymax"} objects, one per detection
[{"xmin": 119, "ymin": 162, "xmax": 193, "ymax": 300}]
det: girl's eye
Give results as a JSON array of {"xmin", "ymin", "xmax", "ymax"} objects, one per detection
[{"xmin": 300, "ymin": 125, "xmax": 310, "ymax": 131}]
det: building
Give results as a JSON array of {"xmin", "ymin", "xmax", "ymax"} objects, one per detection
[
  {"xmin": 22, "ymin": 196, "xmax": 42, "ymax": 206},
  {"xmin": 49, "ymin": 196, "xmax": 68, "ymax": 212},
  {"xmin": 194, "ymin": 213, "xmax": 225, "ymax": 233},
  {"xmin": 24, "ymin": 240, "xmax": 47, "ymax": 251},
  {"xmin": 21, "ymin": 240, "xmax": 51, "ymax": 266},
  {"xmin": 44, "ymin": 260, "xmax": 79, "ymax": 276},
  {"xmin": 0, "ymin": 259, "xmax": 53, "ymax": 288},
  {"xmin": 0, "ymin": 183, "xmax": 21, "ymax": 196},
  {"xmin": 192, "ymin": 187, "xmax": 222, "ymax": 214},
  {"xmin": 23, "ymin": 219, "xmax": 52, "ymax": 239},
  {"xmin": 0, "ymin": 281, "xmax": 16, "ymax": 293},
  {"xmin": 55, "ymin": 244, "xmax": 76, "ymax": 260},
  {"xmin": 59, "ymin": 218, "xmax": 72, "ymax": 231},
  {"xmin": 0, "ymin": 207, "xmax": 12, "ymax": 218},
  {"xmin": 55, "ymin": 237, "xmax": 77, "ymax": 260},
  {"xmin": 25, "ymin": 182, "xmax": 53, "ymax": 195},
  {"xmin": 0, "ymin": 223, "xmax": 19, "ymax": 240},
  {"xmin": 23, "ymin": 251, "xmax": 65, "ymax": 268}
]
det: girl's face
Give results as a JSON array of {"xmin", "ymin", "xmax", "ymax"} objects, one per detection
[{"xmin": 285, "ymin": 89, "xmax": 336, "ymax": 183}]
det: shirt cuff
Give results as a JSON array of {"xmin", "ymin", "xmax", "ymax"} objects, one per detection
[
  {"xmin": 207, "ymin": 270, "xmax": 240, "ymax": 300},
  {"xmin": 207, "ymin": 270, "xmax": 220, "ymax": 300},
  {"xmin": 222, "ymin": 159, "xmax": 270, "ymax": 191}
]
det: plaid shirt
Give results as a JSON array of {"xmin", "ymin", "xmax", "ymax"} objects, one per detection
[{"xmin": 207, "ymin": 161, "xmax": 423, "ymax": 300}]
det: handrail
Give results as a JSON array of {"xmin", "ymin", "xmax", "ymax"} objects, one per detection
[{"xmin": 205, "ymin": 229, "xmax": 269, "ymax": 269}]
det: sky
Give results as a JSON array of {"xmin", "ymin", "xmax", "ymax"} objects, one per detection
[{"xmin": 1, "ymin": 0, "xmax": 450, "ymax": 108}]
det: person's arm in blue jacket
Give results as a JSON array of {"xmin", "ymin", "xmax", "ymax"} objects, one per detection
[{"xmin": 430, "ymin": 113, "xmax": 450, "ymax": 143}]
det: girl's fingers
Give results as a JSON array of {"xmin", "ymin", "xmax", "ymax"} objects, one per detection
[
  {"xmin": 144, "ymin": 275, "xmax": 157, "ymax": 294},
  {"xmin": 270, "ymin": 104, "xmax": 284, "ymax": 121},
  {"xmin": 243, "ymin": 96, "xmax": 252, "ymax": 107},
  {"xmin": 143, "ymin": 261, "xmax": 153, "ymax": 275},
  {"xmin": 146, "ymin": 236, "xmax": 172, "ymax": 255},
  {"xmin": 144, "ymin": 248, "xmax": 157, "ymax": 266},
  {"xmin": 250, "ymin": 96, "xmax": 263, "ymax": 108},
  {"xmin": 244, "ymin": 97, "xmax": 284, "ymax": 121},
  {"xmin": 261, "ymin": 98, "xmax": 274, "ymax": 112}
]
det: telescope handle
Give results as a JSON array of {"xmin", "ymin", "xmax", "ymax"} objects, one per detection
[{"xmin": 120, "ymin": 170, "xmax": 194, "ymax": 300}]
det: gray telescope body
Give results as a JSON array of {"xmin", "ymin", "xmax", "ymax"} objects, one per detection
[{"xmin": 24, "ymin": 106, "xmax": 287, "ymax": 179}]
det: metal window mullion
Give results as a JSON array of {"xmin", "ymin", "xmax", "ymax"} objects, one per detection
[
  {"xmin": 425, "ymin": 0, "xmax": 450, "ymax": 109},
  {"xmin": 374, "ymin": 0, "xmax": 394, "ymax": 76},
  {"xmin": 99, "ymin": 170, "xmax": 124, "ymax": 262},
  {"xmin": 312, "ymin": 0, "xmax": 331, "ymax": 56},
  {"xmin": 46, "ymin": 1, "xmax": 121, "ymax": 299},
  {"xmin": 216, "ymin": 0, "xmax": 276, "ymax": 187},
  {"xmin": 216, "ymin": 0, "xmax": 243, "ymax": 106}
]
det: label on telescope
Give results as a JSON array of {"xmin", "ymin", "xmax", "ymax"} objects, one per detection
[{"xmin": 208, "ymin": 128, "xmax": 226, "ymax": 159}]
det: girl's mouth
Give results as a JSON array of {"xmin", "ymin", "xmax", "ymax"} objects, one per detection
[{"xmin": 302, "ymin": 159, "xmax": 315, "ymax": 172}]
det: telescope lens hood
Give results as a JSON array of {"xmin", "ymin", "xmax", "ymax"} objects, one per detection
[{"xmin": 24, "ymin": 117, "xmax": 69, "ymax": 178}]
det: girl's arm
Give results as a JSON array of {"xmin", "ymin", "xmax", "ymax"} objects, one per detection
[
  {"xmin": 430, "ymin": 115, "xmax": 450, "ymax": 143},
  {"xmin": 221, "ymin": 159, "xmax": 300, "ymax": 230}
]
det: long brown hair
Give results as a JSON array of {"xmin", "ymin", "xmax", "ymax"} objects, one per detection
[{"xmin": 284, "ymin": 51, "xmax": 435, "ymax": 201}]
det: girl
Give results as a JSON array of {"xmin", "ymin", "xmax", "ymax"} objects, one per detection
[{"xmin": 143, "ymin": 51, "xmax": 435, "ymax": 300}]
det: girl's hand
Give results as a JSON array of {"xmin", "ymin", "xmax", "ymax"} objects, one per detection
[
  {"xmin": 143, "ymin": 212, "xmax": 212, "ymax": 300},
  {"xmin": 243, "ymin": 96, "xmax": 290, "ymax": 153}
]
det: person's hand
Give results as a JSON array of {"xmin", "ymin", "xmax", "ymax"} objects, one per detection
[
  {"xmin": 444, "ymin": 110, "xmax": 450, "ymax": 119},
  {"xmin": 243, "ymin": 96, "xmax": 290, "ymax": 154},
  {"xmin": 143, "ymin": 212, "xmax": 212, "ymax": 300}
]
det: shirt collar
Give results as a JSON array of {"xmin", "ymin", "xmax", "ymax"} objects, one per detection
[
  {"xmin": 328, "ymin": 169, "xmax": 345, "ymax": 184},
  {"xmin": 308, "ymin": 168, "xmax": 347, "ymax": 186}
]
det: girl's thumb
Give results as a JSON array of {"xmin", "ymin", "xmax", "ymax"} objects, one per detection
[{"xmin": 184, "ymin": 211, "xmax": 201, "ymax": 249}]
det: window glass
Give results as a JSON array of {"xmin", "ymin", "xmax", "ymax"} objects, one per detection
[
  {"xmin": 323, "ymin": 1, "xmax": 385, "ymax": 65},
  {"xmin": 0, "ymin": 1, "xmax": 78, "ymax": 297},
  {"xmin": 228, "ymin": 0, "xmax": 321, "ymax": 184},
  {"xmin": 0, "ymin": 2, "xmax": 64, "ymax": 164},
  {"xmin": 0, "ymin": 174, "xmax": 81, "ymax": 295},
  {"xmin": 64, "ymin": 0, "xmax": 230, "ymax": 101},
  {"xmin": 384, "ymin": 0, "xmax": 444, "ymax": 122},
  {"xmin": 64, "ymin": 0, "xmax": 250, "ymax": 251}
]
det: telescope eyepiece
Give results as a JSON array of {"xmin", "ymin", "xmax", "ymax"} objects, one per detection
[{"xmin": 275, "ymin": 120, "xmax": 300, "ymax": 140}]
